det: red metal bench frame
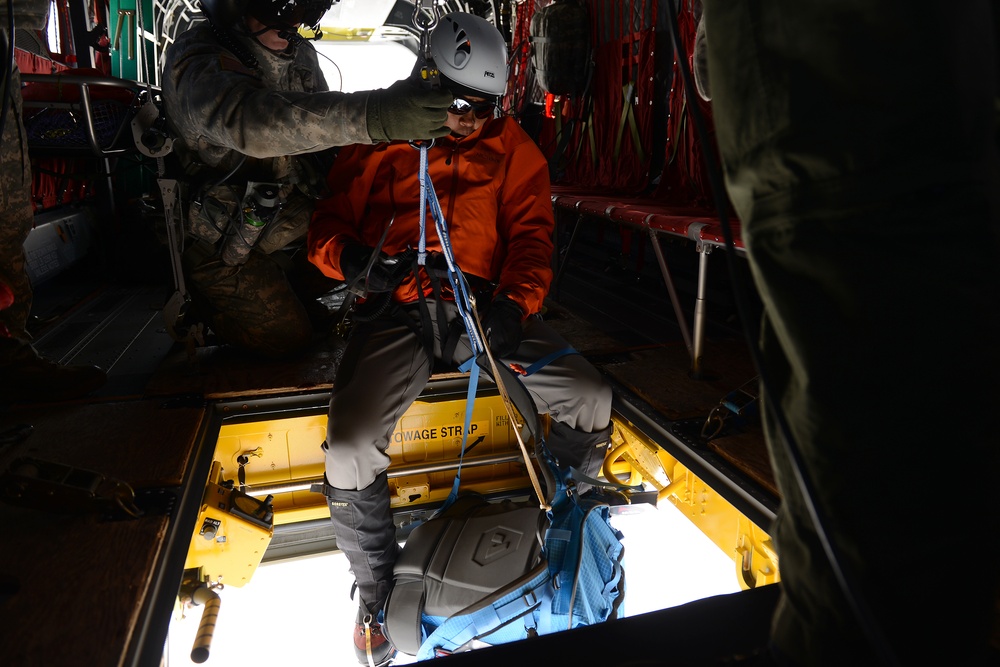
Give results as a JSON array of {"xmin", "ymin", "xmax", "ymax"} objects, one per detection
[{"xmin": 550, "ymin": 187, "xmax": 745, "ymax": 377}]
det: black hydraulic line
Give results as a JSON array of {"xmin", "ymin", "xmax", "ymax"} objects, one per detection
[
  {"xmin": 662, "ymin": 2, "xmax": 900, "ymax": 665},
  {"xmin": 67, "ymin": 0, "xmax": 95, "ymax": 69}
]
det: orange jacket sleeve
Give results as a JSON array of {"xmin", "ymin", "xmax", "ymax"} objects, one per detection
[
  {"xmin": 307, "ymin": 143, "xmax": 386, "ymax": 280},
  {"xmin": 492, "ymin": 126, "xmax": 554, "ymax": 317}
]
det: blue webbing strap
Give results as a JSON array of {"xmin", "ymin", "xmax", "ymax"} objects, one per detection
[
  {"xmin": 416, "ymin": 142, "xmax": 485, "ymax": 514},
  {"xmin": 417, "ymin": 144, "xmax": 429, "ymax": 265},
  {"xmin": 514, "ymin": 346, "xmax": 578, "ymax": 376},
  {"xmin": 440, "ymin": 357, "xmax": 481, "ymax": 503},
  {"xmin": 417, "ymin": 144, "xmax": 484, "ymax": 354}
]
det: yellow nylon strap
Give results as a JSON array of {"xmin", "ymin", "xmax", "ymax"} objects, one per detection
[
  {"xmin": 572, "ymin": 103, "xmax": 597, "ymax": 172},
  {"xmin": 666, "ymin": 97, "xmax": 688, "ymax": 167},
  {"xmin": 614, "ymin": 82, "xmax": 645, "ymax": 164},
  {"xmin": 471, "ymin": 303, "xmax": 550, "ymax": 510}
]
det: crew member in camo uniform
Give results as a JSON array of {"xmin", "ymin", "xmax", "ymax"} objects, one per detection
[
  {"xmin": 0, "ymin": 0, "xmax": 107, "ymax": 403},
  {"xmin": 700, "ymin": 2, "xmax": 1000, "ymax": 665},
  {"xmin": 161, "ymin": 0, "xmax": 452, "ymax": 357}
]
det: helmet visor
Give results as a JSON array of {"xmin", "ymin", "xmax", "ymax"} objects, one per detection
[{"xmin": 246, "ymin": 0, "xmax": 331, "ymax": 30}]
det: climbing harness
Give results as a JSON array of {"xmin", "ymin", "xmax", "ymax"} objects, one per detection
[
  {"xmin": 333, "ymin": 216, "xmax": 401, "ymax": 337},
  {"xmin": 414, "ymin": 144, "xmax": 485, "ymax": 354}
]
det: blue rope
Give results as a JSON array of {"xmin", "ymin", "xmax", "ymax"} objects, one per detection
[
  {"xmin": 416, "ymin": 142, "xmax": 486, "ymax": 512},
  {"xmin": 417, "ymin": 143, "xmax": 485, "ymax": 355},
  {"xmin": 417, "ymin": 145, "xmax": 429, "ymax": 266}
]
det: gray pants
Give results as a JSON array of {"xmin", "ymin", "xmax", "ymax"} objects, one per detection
[
  {"xmin": 322, "ymin": 298, "xmax": 612, "ymax": 612},
  {"xmin": 182, "ymin": 242, "xmax": 316, "ymax": 358},
  {"xmin": 324, "ymin": 298, "xmax": 613, "ymax": 491}
]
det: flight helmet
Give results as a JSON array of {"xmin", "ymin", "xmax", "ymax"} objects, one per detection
[
  {"xmin": 200, "ymin": 0, "xmax": 334, "ymax": 34},
  {"xmin": 430, "ymin": 12, "xmax": 507, "ymax": 102}
]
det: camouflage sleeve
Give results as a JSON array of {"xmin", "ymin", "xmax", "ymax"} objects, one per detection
[
  {"xmin": 1, "ymin": 0, "xmax": 51, "ymax": 30},
  {"xmin": 162, "ymin": 29, "xmax": 372, "ymax": 159}
]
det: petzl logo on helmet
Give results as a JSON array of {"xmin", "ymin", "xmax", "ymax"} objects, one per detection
[{"xmin": 484, "ymin": 71, "xmax": 496, "ymax": 79}]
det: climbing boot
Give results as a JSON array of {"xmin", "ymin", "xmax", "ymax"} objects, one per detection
[
  {"xmin": 353, "ymin": 601, "xmax": 395, "ymax": 667},
  {"xmin": 323, "ymin": 471, "xmax": 399, "ymax": 665},
  {"xmin": 546, "ymin": 421, "xmax": 614, "ymax": 494}
]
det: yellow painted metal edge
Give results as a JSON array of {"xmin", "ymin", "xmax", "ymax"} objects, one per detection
[
  {"xmin": 607, "ymin": 419, "xmax": 780, "ymax": 589},
  {"xmin": 187, "ymin": 397, "xmax": 779, "ymax": 592}
]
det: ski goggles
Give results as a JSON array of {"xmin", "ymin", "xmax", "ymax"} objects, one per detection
[{"xmin": 448, "ymin": 97, "xmax": 497, "ymax": 119}]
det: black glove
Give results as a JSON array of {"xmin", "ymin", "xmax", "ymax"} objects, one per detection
[
  {"xmin": 339, "ymin": 243, "xmax": 413, "ymax": 293},
  {"xmin": 366, "ymin": 78, "xmax": 453, "ymax": 143},
  {"xmin": 484, "ymin": 295, "xmax": 524, "ymax": 358}
]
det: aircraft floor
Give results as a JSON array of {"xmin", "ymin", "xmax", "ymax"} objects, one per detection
[
  {"xmin": 0, "ymin": 246, "xmax": 778, "ymax": 667},
  {"xmin": 20, "ymin": 248, "xmax": 776, "ymax": 501}
]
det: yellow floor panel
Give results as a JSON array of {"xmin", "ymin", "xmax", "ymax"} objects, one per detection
[{"xmin": 183, "ymin": 390, "xmax": 778, "ymax": 594}]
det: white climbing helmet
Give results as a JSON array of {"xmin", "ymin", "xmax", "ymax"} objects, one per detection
[{"xmin": 430, "ymin": 12, "xmax": 508, "ymax": 100}]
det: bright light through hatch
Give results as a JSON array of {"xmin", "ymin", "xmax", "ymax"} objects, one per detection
[
  {"xmin": 308, "ymin": 0, "xmax": 430, "ymax": 93},
  {"xmin": 312, "ymin": 39, "xmax": 418, "ymax": 93},
  {"xmin": 164, "ymin": 502, "xmax": 741, "ymax": 666}
]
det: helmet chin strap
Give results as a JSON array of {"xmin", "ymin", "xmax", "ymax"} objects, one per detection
[
  {"xmin": 247, "ymin": 22, "xmax": 317, "ymax": 46},
  {"xmin": 275, "ymin": 27, "xmax": 305, "ymax": 44}
]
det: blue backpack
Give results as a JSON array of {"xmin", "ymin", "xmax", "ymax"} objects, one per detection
[{"xmin": 382, "ymin": 441, "xmax": 627, "ymax": 659}]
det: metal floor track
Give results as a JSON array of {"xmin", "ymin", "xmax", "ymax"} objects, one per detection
[{"xmin": 31, "ymin": 282, "xmax": 179, "ymax": 399}]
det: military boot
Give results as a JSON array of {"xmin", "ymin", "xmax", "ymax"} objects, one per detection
[
  {"xmin": 323, "ymin": 471, "xmax": 399, "ymax": 666},
  {"xmin": 0, "ymin": 339, "xmax": 106, "ymax": 403}
]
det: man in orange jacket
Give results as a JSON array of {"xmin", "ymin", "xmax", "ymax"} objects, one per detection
[{"xmin": 308, "ymin": 12, "xmax": 613, "ymax": 666}]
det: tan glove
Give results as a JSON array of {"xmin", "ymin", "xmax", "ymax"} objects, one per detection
[{"xmin": 366, "ymin": 78, "xmax": 453, "ymax": 143}]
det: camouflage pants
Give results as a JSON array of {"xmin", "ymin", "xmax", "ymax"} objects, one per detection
[
  {"xmin": 705, "ymin": 2, "xmax": 1000, "ymax": 665},
  {"xmin": 183, "ymin": 243, "xmax": 314, "ymax": 358},
  {"xmin": 0, "ymin": 66, "xmax": 36, "ymax": 362}
]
